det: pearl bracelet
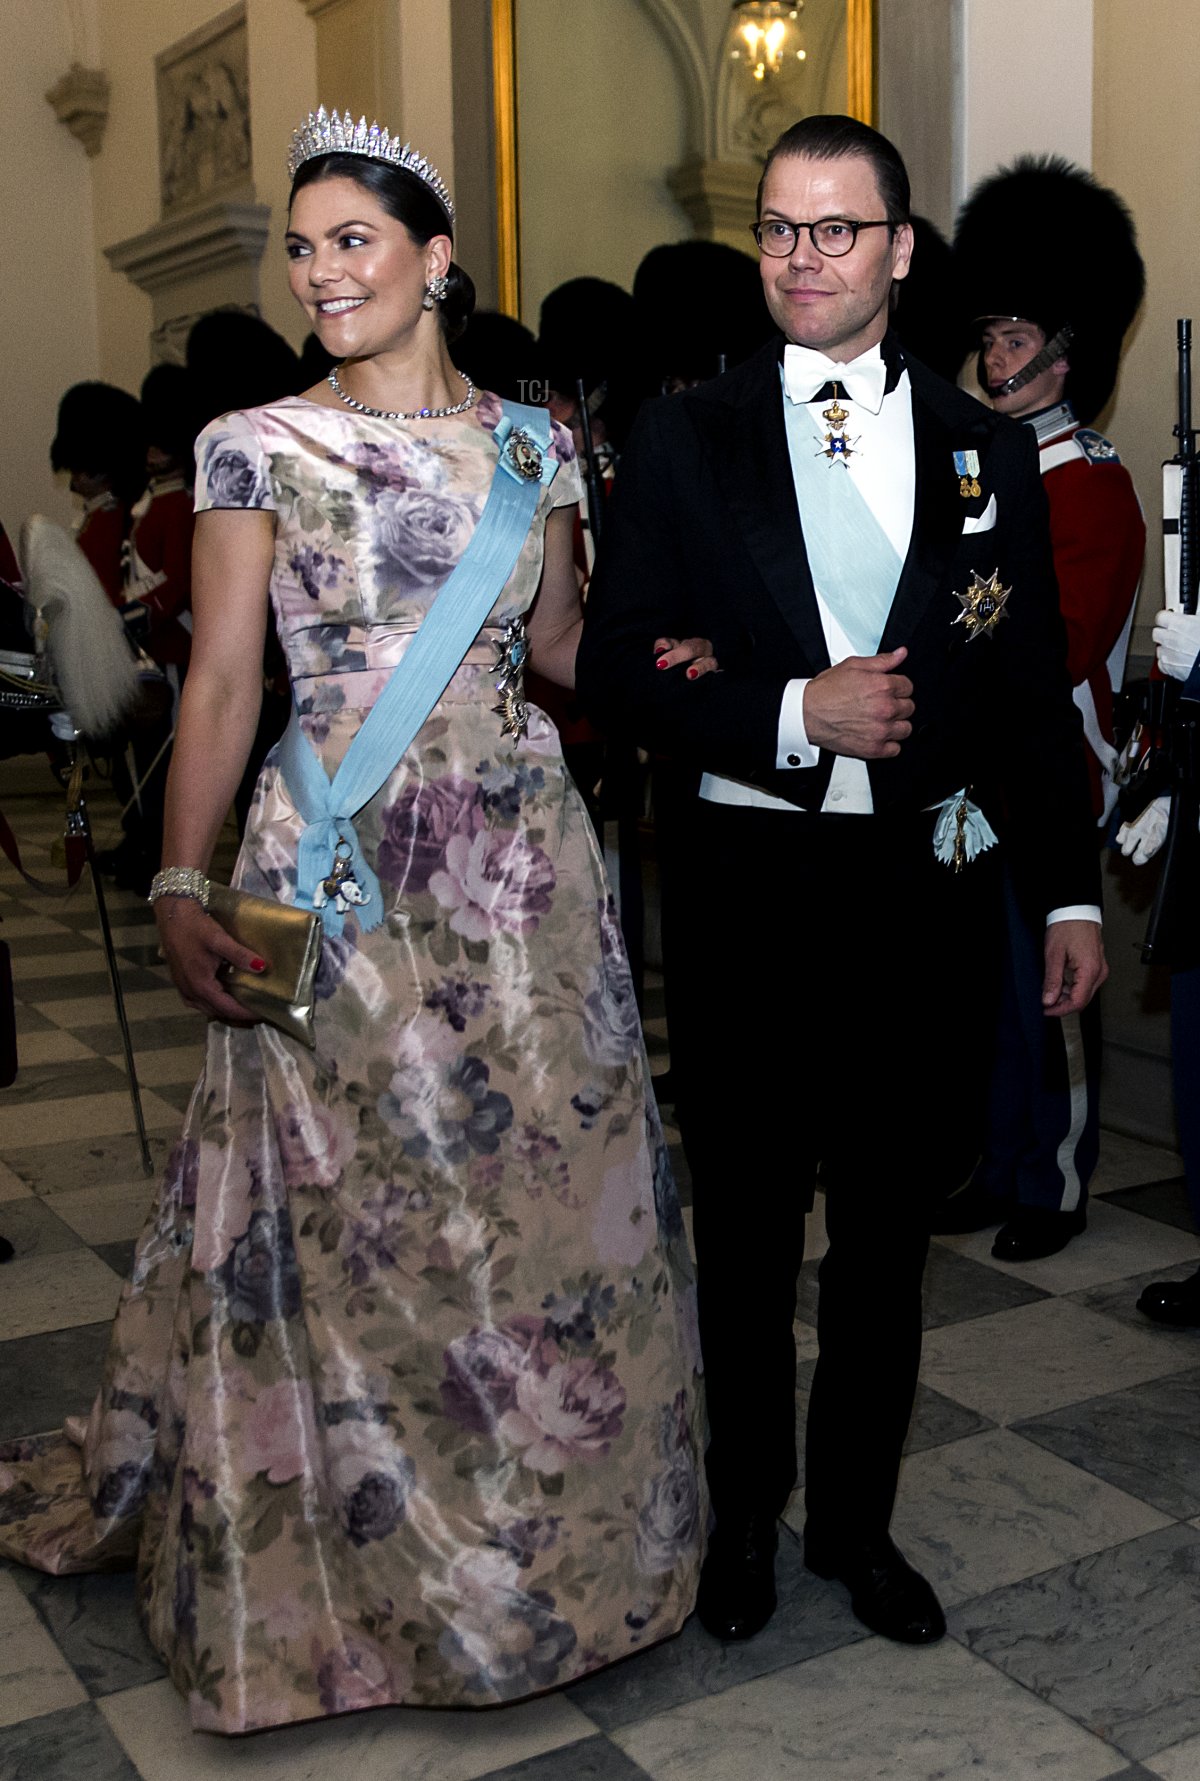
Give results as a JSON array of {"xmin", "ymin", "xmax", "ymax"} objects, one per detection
[{"xmin": 148, "ymin": 867, "xmax": 210, "ymax": 908}]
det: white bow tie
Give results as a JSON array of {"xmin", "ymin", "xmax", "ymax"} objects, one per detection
[{"xmin": 782, "ymin": 345, "xmax": 888, "ymax": 414}]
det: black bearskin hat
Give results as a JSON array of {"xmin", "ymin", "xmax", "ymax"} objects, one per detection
[{"xmin": 953, "ymin": 155, "xmax": 1144, "ymax": 423}]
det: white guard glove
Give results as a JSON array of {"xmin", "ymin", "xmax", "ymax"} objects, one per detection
[
  {"xmin": 1116, "ymin": 793, "xmax": 1171, "ymax": 866},
  {"xmin": 1152, "ymin": 608, "xmax": 1200, "ymax": 681}
]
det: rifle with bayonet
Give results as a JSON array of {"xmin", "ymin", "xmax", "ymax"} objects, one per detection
[{"xmin": 1139, "ymin": 318, "xmax": 1200, "ymax": 968}]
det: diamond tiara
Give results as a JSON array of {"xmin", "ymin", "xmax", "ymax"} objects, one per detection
[{"xmin": 286, "ymin": 106, "xmax": 455, "ymax": 225}]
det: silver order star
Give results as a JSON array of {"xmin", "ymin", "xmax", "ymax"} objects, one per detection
[{"xmin": 953, "ymin": 568, "xmax": 1011, "ymax": 641}]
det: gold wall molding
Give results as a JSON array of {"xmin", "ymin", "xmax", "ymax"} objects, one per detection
[{"xmin": 492, "ymin": 0, "xmax": 520, "ymax": 317}]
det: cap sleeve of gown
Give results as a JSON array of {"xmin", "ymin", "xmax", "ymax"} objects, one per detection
[
  {"xmin": 548, "ymin": 419, "xmax": 584, "ymax": 511},
  {"xmin": 193, "ymin": 411, "xmax": 277, "ymax": 513}
]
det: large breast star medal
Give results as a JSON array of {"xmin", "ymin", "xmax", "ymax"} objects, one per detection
[
  {"xmin": 493, "ymin": 616, "xmax": 530, "ymax": 740},
  {"xmin": 815, "ymin": 386, "xmax": 858, "ymax": 464},
  {"xmin": 953, "ymin": 568, "xmax": 1011, "ymax": 641}
]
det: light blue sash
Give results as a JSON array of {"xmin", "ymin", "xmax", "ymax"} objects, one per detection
[
  {"xmin": 783, "ymin": 396, "xmax": 902, "ymax": 658},
  {"xmin": 279, "ymin": 401, "xmax": 556, "ymax": 934}
]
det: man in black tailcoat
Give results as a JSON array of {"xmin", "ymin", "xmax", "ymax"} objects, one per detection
[{"xmin": 577, "ymin": 116, "xmax": 1106, "ymax": 1647}]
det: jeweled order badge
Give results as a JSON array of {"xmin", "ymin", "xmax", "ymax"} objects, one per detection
[
  {"xmin": 953, "ymin": 568, "xmax": 1011, "ymax": 640},
  {"xmin": 505, "ymin": 427, "xmax": 544, "ymax": 481}
]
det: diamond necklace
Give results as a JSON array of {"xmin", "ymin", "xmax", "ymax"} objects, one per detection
[{"xmin": 327, "ymin": 364, "xmax": 476, "ymax": 421}]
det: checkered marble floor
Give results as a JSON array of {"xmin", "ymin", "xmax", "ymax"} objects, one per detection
[{"xmin": 3, "ymin": 772, "xmax": 1200, "ymax": 1780}]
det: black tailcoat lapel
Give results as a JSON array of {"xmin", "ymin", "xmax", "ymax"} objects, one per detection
[
  {"xmin": 692, "ymin": 344, "xmax": 831, "ymax": 674},
  {"xmin": 881, "ymin": 363, "xmax": 994, "ymax": 654}
]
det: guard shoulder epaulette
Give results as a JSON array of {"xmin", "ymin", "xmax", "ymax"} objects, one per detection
[{"xmin": 1073, "ymin": 427, "xmax": 1122, "ymax": 465}]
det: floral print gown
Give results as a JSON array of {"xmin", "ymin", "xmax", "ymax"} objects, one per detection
[{"xmin": 0, "ymin": 395, "xmax": 705, "ymax": 1733}]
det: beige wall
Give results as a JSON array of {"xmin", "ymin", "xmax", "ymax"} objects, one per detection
[
  {"xmin": 0, "ymin": 1, "xmax": 101, "ymax": 532},
  {"xmin": 92, "ymin": 0, "xmax": 317, "ymax": 391},
  {"xmin": 1093, "ymin": 0, "xmax": 1200, "ymax": 654},
  {"xmin": 515, "ymin": 0, "xmax": 690, "ymax": 326}
]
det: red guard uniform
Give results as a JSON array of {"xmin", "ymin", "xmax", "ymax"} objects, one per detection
[
  {"xmin": 127, "ymin": 474, "xmax": 194, "ymax": 672},
  {"xmin": 1034, "ymin": 402, "xmax": 1145, "ymax": 818}
]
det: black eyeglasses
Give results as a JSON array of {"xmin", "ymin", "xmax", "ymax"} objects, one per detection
[{"xmin": 751, "ymin": 217, "xmax": 893, "ymax": 258}]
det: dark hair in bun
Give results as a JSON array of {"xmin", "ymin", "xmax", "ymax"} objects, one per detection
[{"xmin": 290, "ymin": 153, "xmax": 475, "ymax": 343}]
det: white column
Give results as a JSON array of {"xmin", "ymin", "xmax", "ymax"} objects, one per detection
[{"xmin": 954, "ymin": 0, "xmax": 1093, "ymax": 208}]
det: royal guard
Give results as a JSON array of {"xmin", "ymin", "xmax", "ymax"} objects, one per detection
[{"xmin": 937, "ymin": 155, "xmax": 1146, "ymax": 1259}]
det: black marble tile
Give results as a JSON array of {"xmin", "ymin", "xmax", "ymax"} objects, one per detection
[
  {"xmin": 111, "ymin": 944, "xmax": 167, "ymax": 969},
  {"xmin": 93, "ymin": 1240, "xmax": 136, "ymax": 1279},
  {"xmin": 12, "ymin": 1005, "xmax": 54, "ymax": 1035},
  {"xmin": 475, "ymin": 1736, "xmax": 652, "ymax": 1781},
  {"xmin": 150, "ymin": 1082, "xmax": 198, "ymax": 1116},
  {"xmin": 0, "ymin": 1058, "xmax": 130, "ymax": 1105},
  {"xmin": 948, "ymin": 1523, "xmax": 1200, "ymax": 1762},
  {"xmin": 68, "ymin": 1014, "xmax": 206, "ymax": 1057},
  {"xmin": 15, "ymin": 1568, "xmax": 166, "ymax": 1699},
  {"xmin": 0, "ymin": 1320, "xmax": 110, "ymax": 1442},
  {"xmin": 0, "ymin": 1700, "xmax": 141, "ymax": 1781},
  {"xmin": 21, "ymin": 966, "xmax": 167, "ymax": 1002},
  {"xmin": 790, "ymin": 1362, "xmax": 991, "ymax": 1488},
  {"xmin": 2, "ymin": 1135, "xmax": 170, "ymax": 1196},
  {"xmin": 4, "ymin": 931, "xmax": 102, "ymax": 956},
  {"xmin": 565, "ymin": 1529, "xmax": 866, "ymax": 1732},
  {"xmin": 1103, "ymin": 1176, "xmax": 1195, "ymax": 1233},
  {"xmin": 1013, "ymin": 1366, "xmax": 1200, "ymax": 1519},
  {"xmin": 0, "ymin": 1197, "xmax": 83, "ymax": 1262},
  {"xmin": 1068, "ymin": 1266, "xmax": 1200, "ymax": 1343},
  {"xmin": 920, "ymin": 1242, "xmax": 1052, "ymax": 1329}
]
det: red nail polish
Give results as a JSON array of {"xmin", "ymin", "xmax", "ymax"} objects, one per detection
[
  {"xmin": 250, "ymin": 957, "xmax": 267, "ymax": 973},
  {"xmin": 656, "ymin": 657, "xmax": 669, "ymax": 670},
  {"xmin": 686, "ymin": 667, "xmax": 699, "ymax": 680}
]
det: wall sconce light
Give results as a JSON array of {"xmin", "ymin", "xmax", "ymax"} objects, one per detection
[{"xmin": 729, "ymin": 2, "xmax": 806, "ymax": 82}]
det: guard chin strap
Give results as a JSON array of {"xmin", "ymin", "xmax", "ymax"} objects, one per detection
[{"xmin": 979, "ymin": 322, "xmax": 1075, "ymax": 399}]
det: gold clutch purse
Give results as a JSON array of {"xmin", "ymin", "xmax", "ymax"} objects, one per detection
[{"xmin": 207, "ymin": 884, "xmax": 322, "ymax": 1049}]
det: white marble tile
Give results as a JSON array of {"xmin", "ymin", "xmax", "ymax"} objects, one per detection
[
  {"xmin": 933, "ymin": 1198, "xmax": 1200, "ymax": 1293},
  {"xmin": 613, "ymin": 1634, "xmax": 1121, "ymax": 1780},
  {"xmin": 805, "ymin": 1191, "xmax": 829, "ymax": 1265},
  {"xmin": 77, "ymin": 925, "xmax": 163, "ymax": 949},
  {"xmin": 11, "ymin": 1030, "xmax": 98, "ymax": 1068},
  {"xmin": 0, "ymin": 1087, "xmax": 181, "ymax": 1149},
  {"xmin": 0, "ymin": 915, "xmax": 76, "ymax": 940},
  {"xmin": 889, "ymin": 1427, "xmax": 1170, "ymax": 1607},
  {"xmin": 107, "ymin": 1045, "xmax": 204, "ymax": 1088},
  {"xmin": 35, "ymin": 989, "xmax": 185, "ymax": 1030},
  {"xmin": 0, "ymin": 1248, "xmax": 124, "ymax": 1340},
  {"xmin": 46, "ymin": 1178, "xmax": 158, "ymax": 1245},
  {"xmin": 9, "ymin": 950, "xmax": 110, "ymax": 981},
  {"xmin": 1090, "ymin": 1131, "xmax": 1184, "ymax": 1195},
  {"xmin": 100, "ymin": 1675, "xmax": 597, "ymax": 1781},
  {"xmin": 0, "ymin": 1570, "xmax": 89, "ymax": 1728},
  {"xmin": 0, "ymin": 1159, "xmax": 33, "ymax": 1203},
  {"xmin": 918, "ymin": 1298, "xmax": 1186, "ymax": 1425},
  {"xmin": 1154, "ymin": 1731, "xmax": 1200, "ymax": 1778}
]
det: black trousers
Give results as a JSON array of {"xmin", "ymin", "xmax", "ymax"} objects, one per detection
[{"xmin": 669, "ymin": 798, "xmax": 1002, "ymax": 1543}]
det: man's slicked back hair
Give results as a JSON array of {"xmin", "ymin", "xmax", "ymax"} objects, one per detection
[{"xmin": 757, "ymin": 114, "xmax": 911, "ymax": 229}]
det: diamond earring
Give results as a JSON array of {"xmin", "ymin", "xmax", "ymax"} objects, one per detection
[{"xmin": 423, "ymin": 273, "xmax": 450, "ymax": 310}]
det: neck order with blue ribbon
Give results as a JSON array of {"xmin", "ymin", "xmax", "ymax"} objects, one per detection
[{"xmin": 278, "ymin": 401, "xmax": 557, "ymax": 935}]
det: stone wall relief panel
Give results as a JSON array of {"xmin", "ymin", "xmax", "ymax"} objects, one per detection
[
  {"xmin": 156, "ymin": 3, "xmax": 253, "ymax": 214},
  {"xmin": 104, "ymin": 2, "xmax": 272, "ymax": 354}
]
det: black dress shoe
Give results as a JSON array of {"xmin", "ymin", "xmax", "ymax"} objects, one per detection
[
  {"xmin": 696, "ymin": 1514, "xmax": 778, "ymax": 1641},
  {"xmin": 991, "ymin": 1205, "xmax": 1086, "ymax": 1262},
  {"xmin": 804, "ymin": 1529, "xmax": 945, "ymax": 1644},
  {"xmin": 1137, "ymin": 1268, "xmax": 1200, "ymax": 1327},
  {"xmin": 0, "ymin": 1236, "xmax": 14, "ymax": 1264},
  {"xmin": 927, "ymin": 1180, "xmax": 1010, "ymax": 1235}
]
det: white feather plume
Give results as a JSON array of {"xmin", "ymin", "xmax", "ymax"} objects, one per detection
[{"xmin": 18, "ymin": 515, "xmax": 141, "ymax": 738}]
